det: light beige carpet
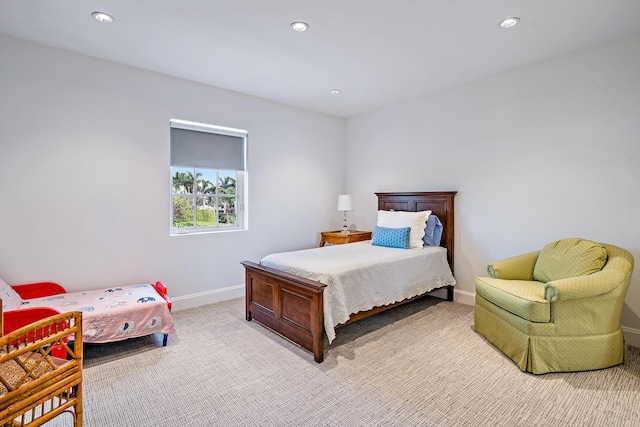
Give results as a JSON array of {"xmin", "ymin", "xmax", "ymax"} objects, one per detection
[{"xmin": 46, "ymin": 297, "xmax": 639, "ymax": 426}]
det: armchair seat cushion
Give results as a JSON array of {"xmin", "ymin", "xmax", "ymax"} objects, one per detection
[{"xmin": 475, "ymin": 277, "xmax": 550, "ymax": 322}]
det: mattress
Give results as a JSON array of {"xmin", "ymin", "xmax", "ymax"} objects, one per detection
[{"xmin": 260, "ymin": 241, "xmax": 456, "ymax": 343}]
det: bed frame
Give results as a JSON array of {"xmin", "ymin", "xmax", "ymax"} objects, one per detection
[{"xmin": 241, "ymin": 191, "xmax": 456, "ymax": 362}]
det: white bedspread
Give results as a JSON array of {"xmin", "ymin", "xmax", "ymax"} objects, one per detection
[{"xmin": 260, "ymin": 241, "xmax": 456, "ymax": 343}]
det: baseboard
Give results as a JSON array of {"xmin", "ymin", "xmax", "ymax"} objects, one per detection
[
  {"xmin": 171, "ymin": 284, "xmax": 244, "ymax": 311},
  {"xmin": 454, "ymin": 289, "xmax": 475, "ymax": 306},
  {"xmin": 173, "ymin": 285, "xmax": 476, "ymax": 310},
  {"xmin": 622, "ymin": 326, "xmax": 640, "ymax": 349},
  {"xmin": 171, "ymin": 286, "xmax": 639, "ymax": 348},
  {"xmin": 173, "ymin": 285, "xmax": 467, "ymax": 310}
]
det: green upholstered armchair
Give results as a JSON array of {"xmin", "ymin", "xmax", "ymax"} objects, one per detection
[{"xmin": 474, "ymin": 238, "xmax": 634, "ymax": 374}]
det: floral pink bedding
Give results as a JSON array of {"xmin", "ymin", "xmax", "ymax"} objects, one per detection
[{"xmin": 18, "ymin": 284, "xmax": 176, "ymax": 343}]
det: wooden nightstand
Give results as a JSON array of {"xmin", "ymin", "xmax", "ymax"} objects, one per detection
[{"xmin": 319, "ymin": 230, "xmax": 372, "ymax": 247}]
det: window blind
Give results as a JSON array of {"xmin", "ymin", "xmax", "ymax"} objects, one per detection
[{"xmin": 170, "ymin": 126, "xmax": 246, "ymax": 171}]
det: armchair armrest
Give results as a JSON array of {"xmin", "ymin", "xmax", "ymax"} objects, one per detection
[
  {"xmin": 487, "ymin": 250, "xmax": 540, "ymax": 280},
  {"xmin": 11, "ymin": 282, "xmax": 67, "ymax": 299},
  {"xmin": 544, "ymin": 245, "xmax": 634, "ymax": 302},
  {"xmin": 3, "ymin": 307, "xmax": 63, "ymax": 335},
  {"xmin": 544, "ymin": 268, "xmax": 632, "ymax": 302}
]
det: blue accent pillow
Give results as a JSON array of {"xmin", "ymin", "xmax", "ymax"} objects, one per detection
[
  {"xmin": 372, "ymin": 226, "xmax": 411, "ymax": 249},
  {"xmin": 423, "ymin": 215, "xmax": 444, "ymax": 246}
]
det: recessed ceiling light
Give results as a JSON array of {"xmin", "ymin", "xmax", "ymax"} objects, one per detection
[
  {"xmin": 291, "ymin": 22, "xmax": 309, "ymax": 32},
  {"xmin": 330, "ymin": 89, "xmax": 341, "ymax": 95},
  {"xmin": 92, "ymin": 12, "xmax": 115, "ymax": 24},
  {"xmin": 498, "ymin": 17, "xmax": 520, "ymax": 28}
]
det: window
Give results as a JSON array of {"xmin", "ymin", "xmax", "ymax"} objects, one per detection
[{"xmin": 170, "ymin": 119, "xmax": 247, "ymax": 235}]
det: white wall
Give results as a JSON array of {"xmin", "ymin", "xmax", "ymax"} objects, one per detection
[
  {"xmin": 0, "ymin": 34, "xmax": 345, "ymax": 309},
  {"xmin": 345, "ymin": 33, "xmax": 640, "ymax": 344}
]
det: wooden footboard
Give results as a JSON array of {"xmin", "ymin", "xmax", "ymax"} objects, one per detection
[
  {"xmin": 242, "ymin": 261, "xmax": 454, "ymax": 363},
  {"xmin": 242, "ymin": 261, "xmax": 326, "ymax": 362}
]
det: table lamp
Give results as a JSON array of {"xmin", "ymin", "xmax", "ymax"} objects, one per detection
[{"xmin": 337, "ymin": 194, "xmax": 353, "ymax": 233}]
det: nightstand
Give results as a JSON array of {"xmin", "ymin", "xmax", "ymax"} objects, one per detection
[{"xmin": 319, "ymin": 230, "xmax": 372, "ymax": 247}]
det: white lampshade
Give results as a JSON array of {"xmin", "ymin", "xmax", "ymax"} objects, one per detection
[{"xmin": 337, "ymin": 194, "xmax": 353, "ymax": 211}]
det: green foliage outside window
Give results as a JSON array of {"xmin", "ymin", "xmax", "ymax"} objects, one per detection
[
  {"xmin": 172, "ymin": 168, "xmax": 237, "ymax": 229},
  {"xmin": 172, "ymin": 197, "xmax": 194, "ymax": 228}
]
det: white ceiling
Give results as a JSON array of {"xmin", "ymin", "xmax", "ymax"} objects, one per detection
[{"xmin": 2, "ymin": 0, "xmax": 640, "ymax": 118}]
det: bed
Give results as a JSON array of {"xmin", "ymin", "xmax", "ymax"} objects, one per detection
[
  {"xmin": 242, "ymin": 191, "xmax": 456, "ymax": 362},
  {"xmin": 1, "ymin": 280, "xmax": 176, "ymax": 346}
]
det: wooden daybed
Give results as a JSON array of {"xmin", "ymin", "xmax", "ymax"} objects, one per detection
[{"xmin": 242, "ymin": 191, "xmax": 456, "ymax": 363}]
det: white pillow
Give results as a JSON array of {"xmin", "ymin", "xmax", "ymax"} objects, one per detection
[
  {"xmin": 377, "ymin": 210, "xmax": 431, "ymax": 249},
  {"xmin": 0, "ymin": 277, "xmax": 23, "ymax": 311}
]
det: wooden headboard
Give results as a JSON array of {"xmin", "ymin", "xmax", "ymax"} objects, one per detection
[{"xmin": 376, "ymin": 191, "xmax": 456, "ymax": 273}]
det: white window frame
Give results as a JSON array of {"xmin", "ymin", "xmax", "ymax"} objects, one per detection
[{"xmin": 170, "ymin": 119, "xmax": 248, "ymax": 236}]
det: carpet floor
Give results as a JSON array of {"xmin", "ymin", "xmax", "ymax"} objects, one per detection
[{"xmin": 46, "ymin": 297, "xmax": 640, "ymax": 426}]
